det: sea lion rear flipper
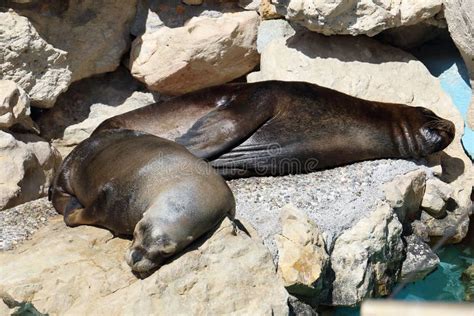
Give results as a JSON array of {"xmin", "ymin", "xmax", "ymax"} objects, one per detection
[{"xmin": 176, "ymin": 101, "xmax": 273, "ymax": 159}]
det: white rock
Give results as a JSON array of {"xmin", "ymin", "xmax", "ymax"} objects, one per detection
[
  {"xmin": 0, "ymin": 80, "xmax": 35, "ymax": 131},
  {"xmin": 130, "ymin": 11, "xmax": 260, "ymax": 95},
  {"xmin": 275, "ymin": 204, "xmax": 329, "ymax": 298},
  {"xmin": 0, "ymin": 11, "xmax": 72, "ymax": 108},
  {"xmin": 383, "ymin": 170, "xmax": 426, "ymax": 226},
  {"xmin": 273, "ymin": 0, "xmax": 443, "ymax": 36},
  {"xmin": 0, "ymin": 217, "xmax": 289, "ymax": 315},
  {"xmin": 248, "ymin": 26, "xmax": 473, "ymax": 242},
  {"xmin": 330, "ymin": 203, "xmax": 404, "ymax": 306},
  {"xmin": 13, "ymin": 0, "xmax": 138, "ymax": 83},
  {"xmin": 421, "ymin": 178, "xmax": 454, "ymax": 218},
  {"xmin": 0, "ymin": 131, "xmax": 61, "ymax": 210}
]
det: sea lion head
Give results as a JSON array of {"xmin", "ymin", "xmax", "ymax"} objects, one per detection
[
  {"xmin": 125, "ymin": 218, "xmax": 178, "ymax": 273},
  {"xmin": 405, "ymin": 107, "xmax": 455, "ymax": 157}
]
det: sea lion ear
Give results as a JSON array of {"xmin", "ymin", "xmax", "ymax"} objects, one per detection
[{"xmin": 157, "ymin": 239, "xmax": 177, "ymax": 257}]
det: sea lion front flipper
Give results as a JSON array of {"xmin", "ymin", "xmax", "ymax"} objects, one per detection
[{"xmin": 176, "ymin": 101, "xmax": 274, "ymax": 159}]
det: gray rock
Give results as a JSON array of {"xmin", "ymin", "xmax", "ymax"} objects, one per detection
[
  {"xmin": 0, "ymin": 198, "xmax": 56, "ymax": 251},
  {"xmin": 421, "ymin": 178, "xmax": 454, "ymax": 218},
  {"xmin": 400, "ymin": 235, "xmax": 439, "ymax": 283},
  {"xmin": 288, "ymin": 295, "xmax": 318, "ymax": 316},
  {"xmin": 0, "ymin": 11, "xmax": 72, "ymax": 108},
  {"xmin": 383, "ymin": 170, "xmax": 426, "ymax": 229},
  {"xmin": 330, "ymin": 203, "xmax": 404, "ymax": 306},
  {"xmin": 256, "ymin": 19, "xmax": 296, "ymax": 53}
]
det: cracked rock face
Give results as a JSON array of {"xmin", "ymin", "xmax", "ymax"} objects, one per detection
[
  {"xmin": 271, "ymin": 0, "xmax": 443, "ymax": 36},
  {"xmin": 11, "ymin": 0, "xmax": 138, "ymax": 83},
  {"xmin": 0, "ymin": 11, "xmax": 72, "ymax": 108},
  {"xmin": 130, "ymin": 11, "xmax": 260, "ymax": 95},
  {"xmin": 400, "ymin": 234, "xmax": 440, "ymax": 283},
  {"xmin": 330, "ymin": 203, "xmax": 404, "ymax": 306},
  {"xmin": 0, "ymin": 217, "xmax": 289, "ymax": 315}
]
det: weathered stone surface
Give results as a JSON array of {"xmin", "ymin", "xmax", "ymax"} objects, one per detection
[
  {"xmin": 0, "ymin": 80, "xmax": 36, "ymax": 131},
  {"xmin": 36, "ymin": 67, "xmax": 160, "ymax": 157},
  {"xmin": 130, "ymin": 11, "xmax": 260, "ymax": 95},
  {"xmin": 443, "ymin": 0, "xmax": 474, "ymax": 131},
  {"xmin": 0, "ymin": 131, "xmax": 61, "ymax": 211},
  {"xmin": 421, "ymin": 178, "xmax": 454, "ymax": 218},
  {"xmin": 420, "ymin": 205, "xmax": 470, "ymax": 244},
  {"xmin": 0, "ymin": 217, "xmax": 289, "ymax": 315},
  {"xmin": 330, "ymin": 203, "xmax": 404, "ymax": 306},
  {"xmin": 256, "ymin": 19, "xmax": 296, "ymax": 53},
  {"xmin": 383, "ymin": 170, "xmax": 426, "ymax": 228},
  {"xmin": 13, "ymin": 0, "xmax": 138, "ymax": 83},
  {"xmin": 275, "ymin": 205, "xmax": 329, "ymax": 298},
  {"xmin": 400, "ymin": 235, "xmax": 439, "ymax": 283},
  {"xmin": 271, "ymin": 0, "xmax": 443, "ymax": 36},
  {"xmin": 0, "ymin": 10, "xmax": 72, "ymax": 108},
  {"xmin": 248, "ymin": 26, "xmax": 473, "ymax": 242}
]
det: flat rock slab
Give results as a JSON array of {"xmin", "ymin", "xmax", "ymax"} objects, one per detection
[
  {"xmin": 0, "ymin": 217, "xmax": 289, "ymax": 315},
  {"xmin": 229, "ymin": 159, "xmax": 427, "ymax": 257}
]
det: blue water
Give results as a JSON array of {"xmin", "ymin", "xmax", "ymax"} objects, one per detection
[
  {"xmin": 334, "ymin": 244, "xmax": 473, "ymax": 316},
  {"xmin": 411, "ymin": 40, "xmax": 474, "ymax": 159}
]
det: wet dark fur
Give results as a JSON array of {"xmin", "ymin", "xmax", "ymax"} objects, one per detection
[{"xmin": 94, "ymin": 81, "xmax": 455, "ymax": 179}]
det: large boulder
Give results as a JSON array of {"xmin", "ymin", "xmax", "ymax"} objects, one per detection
[
  {"xmin": 0, "ymin": 80, "xmax": 36, "ymax": 131},
  {"xmin": 330, "ymin": 203, "xmax": 404, "ymax": 306},
  {"xmin": 248, "ymin": 24, "xmax": 473, "ymax": 242},
  {"xmin": 0, "ymin": 131, "xmax": 61, "ymax": 211},
  {"xmin": 0, "ymin": 217, "xmax": 289, "ymax": 315},
  {"xmin": 443, "ymin": 0, "xmax": 474, "ymax": 129},
  {"xmin": 274, "ymin": 205, "xmax": 329, "ymax": 299},
  {"xmin": 271, "ymin": 0, "xmax": 443, "ymax": 36},
  {"xmin": 0, "ymin": 10, "xmax": 72, "ymax": 108},
  {"xmin": 36, "ymin": 67, "xmax": 160, "ymax": 157},
  {"xmin": 11, "ymin": 0, "xmax": 138, "ymax": 83},
  {"xmin": 129, "ymin": 11, "xmax": 260, "ymax": 95}
]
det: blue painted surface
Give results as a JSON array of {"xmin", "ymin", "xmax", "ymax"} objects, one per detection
[{"xmin": 411, "ymin": 41, "xmax": 474, "ymax": 159}]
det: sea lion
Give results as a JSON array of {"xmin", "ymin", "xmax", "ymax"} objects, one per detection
[
  {"xmin": 94, "ymin": 81, "xmax": 455, "ymax": 178},
  {"xmin": 49, "ymin": 129, "xmax": 235, "ymax": 272}
]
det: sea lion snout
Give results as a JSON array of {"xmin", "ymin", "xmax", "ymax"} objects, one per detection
[{"xmin": 417, "ymin": 107, "xmax": 455, "ymax": 156}]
